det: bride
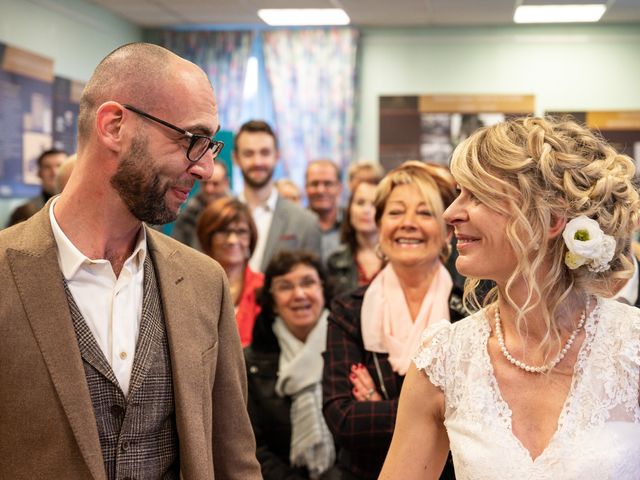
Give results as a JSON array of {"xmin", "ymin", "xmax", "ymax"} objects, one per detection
[{"xmin": 379, "ymin": 116, "xmax": 640, "ymax": 479}]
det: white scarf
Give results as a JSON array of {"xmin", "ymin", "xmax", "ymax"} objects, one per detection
[
  {"xmin": 272, "ymin": 309, "xmax": 335, "ymax": 479},
  {"xmin": 361, "ymin": 262, "xmax": 453, "ymax": 375}
]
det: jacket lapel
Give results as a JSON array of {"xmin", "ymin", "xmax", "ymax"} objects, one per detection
[
  {"xmin": 261, "ymin": 196, "xmax": 286, "ymax": 271},
  {"xmin": 146, "ymin": 228, "xmax": 206, "ymax": 478},
  {"xmin": 64, "ymin": 282, "xmax": 119, "ymax": 386},
  {"xmin": 6, "ymin": 207, "xmax": 106, "ymax": 480},
  {"xmin": 127, "ymin": 255, "xmax": 165, "ymax": 399}
]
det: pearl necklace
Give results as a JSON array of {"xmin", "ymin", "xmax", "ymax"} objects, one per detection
[{"xmin": 494, "ymin": 297, "xmax": 590, "ymax": 374}]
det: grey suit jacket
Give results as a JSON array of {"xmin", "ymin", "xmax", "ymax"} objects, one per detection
[
  {"xmin": 260, "ymin": 195, "xmax": 323, "ymax": 272},
  {"xmin": 0, "ymin": 203, "xmax": 261, "ymax": 480}
]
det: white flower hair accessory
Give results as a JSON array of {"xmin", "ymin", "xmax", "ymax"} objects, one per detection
[{"xmin": 562, "ymin": 215, "xmax": 616, "ymax": 273}]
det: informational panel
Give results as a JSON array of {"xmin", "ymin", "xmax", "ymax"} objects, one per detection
[
  {"xmin": 547, "ymin": 111, "xmax": 640, "ymax": 168},
  {"xmin": 0, "ymin": 43, "xmax": 54, "ymax": 198},
  {"xmin": 53, "ymin": 76, "xmax": 84, "ymax": 154},
  {"xmin": 379, "ymin": 94, "xmax": 535, "ymax": 171}
]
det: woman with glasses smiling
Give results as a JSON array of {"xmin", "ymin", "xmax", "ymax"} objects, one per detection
[
  {"xmin": 197, "ymin": 197, "xmax": 263, "ymax": 347},
  {"xmin": 244, "ymin": 250, "xmax": 337, "ymax": 479}
]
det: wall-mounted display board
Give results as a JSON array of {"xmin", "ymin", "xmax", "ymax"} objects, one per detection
[
  {"xmin": 379, "ymin": 94, "xmax": 534, "ymax": 171},
  {"xmin": 0, "ymin": 43, "xmax": 54, "ymax": 198},
  {"xmin": 53, "ymin": 76, "xmax": 84, "ymax": 154},
  {"xmin": 547, "ymin": 111, "xmax": 640, "ymax": 168}
]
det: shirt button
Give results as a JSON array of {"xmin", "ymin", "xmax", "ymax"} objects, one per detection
[
  {"xmin": 119, "ymin": 351, "xmax": 127, "ymax": 360},
  {"xmin": 110, "ymin": 405, "xmax": 124, "ymax": 418}
]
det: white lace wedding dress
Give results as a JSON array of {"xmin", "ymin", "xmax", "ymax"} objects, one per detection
[{"xmin": 414, "ymin": 297, "xmax": 640, "ymax": 480}]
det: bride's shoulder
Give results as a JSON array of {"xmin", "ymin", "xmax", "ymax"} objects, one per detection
[
  {"xmin": 419, "ymin": 309, "xmax": 488, "ymax": 353},
  {"xmin": 596, "ymin": 297, "xmax": 640, "ymax": 323}
]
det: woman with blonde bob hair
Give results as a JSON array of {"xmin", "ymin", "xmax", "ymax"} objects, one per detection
[
  {"xmin": 322, "ymin": 161, "xmax": 466, "ymax": 479},
  {"xmin": 380, "ymin": 117, "xmax": 640, "ymax": 479}
]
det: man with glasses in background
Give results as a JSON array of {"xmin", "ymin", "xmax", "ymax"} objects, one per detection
[
  {"xmin": 305, "ymin": 158, "xmax": 344, "ymax": 262},
  {"xmin": 0, "ymin": 43, "xmax": 261, "ymax": 479}
]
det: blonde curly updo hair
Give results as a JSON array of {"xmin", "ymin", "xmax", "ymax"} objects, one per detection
[{"xmin": 450, "ymin": 116, "xmax": 640, "ymax": 348}]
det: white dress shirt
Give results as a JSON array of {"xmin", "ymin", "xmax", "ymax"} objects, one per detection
[
  {"xmin": 241, "ymin": 188, "xmax": 278, "ymax": 272},
  {"xmin": 49, "ymin": 198, "xmax": 147, "ymax": 397}
]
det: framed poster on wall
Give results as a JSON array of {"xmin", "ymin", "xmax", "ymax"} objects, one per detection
[
  {"xmin": 547, "ymin": 111, "xmax": 640, "ymax": 168},
  {"xmin": 0, "ymin": 43, "xmax": 54, "ymax": 198},
  {"xmin": 379, "ymin": 94, "xmax": 534, "ymax": 172},
  {"xmin": 53, "ymin": 76, "xmax": 85, "ymax": 155}
]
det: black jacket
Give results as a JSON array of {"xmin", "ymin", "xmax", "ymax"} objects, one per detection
[
  {"xmin": 244, "ymin": 312, "xmax": 309, "ymax": 480},
  {"xmin": 326, "ymin": 245, "xmax": 359, "ymax": 297},
  {"xmin": 322, "ymin": 285, "xmax": 466, "ymax": 479},
  {"xmin": 245, "ymin": 313, "xmax": 341, "ymax": 480}
]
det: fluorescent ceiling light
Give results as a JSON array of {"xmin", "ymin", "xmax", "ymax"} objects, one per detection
[
  {"xmin": 514, "ymin": 4, "xmax": 606, "ymax": 23},
  {"xmin": 258, "ymin": 8, "xmax": 350, "ymax": 26}
]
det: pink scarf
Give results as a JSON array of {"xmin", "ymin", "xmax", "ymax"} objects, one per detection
[{"xmin": 361, "ymin": 262, "xmax": 453, "ymax": 375}]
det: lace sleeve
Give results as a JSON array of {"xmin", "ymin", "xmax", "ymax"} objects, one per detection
[{"xmin": 413, "ymin": 319, "xmax": 452, "ymax": 391}]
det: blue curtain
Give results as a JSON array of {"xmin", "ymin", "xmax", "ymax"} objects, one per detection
[{"xmin": 161, "ymin": 30, "xmax": 254, "ymax": 133}]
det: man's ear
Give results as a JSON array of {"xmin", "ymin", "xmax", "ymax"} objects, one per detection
[
  {"xmin": 549, "ymin": 213, "xmax": 566, "ymax": 239},
  {"xmin": 95, "ymin": 102, "xmax": 126, "ymax": 153}
]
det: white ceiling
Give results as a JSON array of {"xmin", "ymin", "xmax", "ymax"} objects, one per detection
[{"xmin": 86, "ymin": 0, "xmax": 640, "ymax": 28}]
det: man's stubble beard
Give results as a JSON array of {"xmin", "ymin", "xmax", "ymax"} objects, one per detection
[
  {"xmin": 111, "ymin": 136, "xmax": 178, "ymax": 225},
  {"xmin": 241, "ymin": 167, "xmax": 274, "ymax": 190}
]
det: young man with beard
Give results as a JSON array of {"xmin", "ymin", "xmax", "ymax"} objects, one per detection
[
  {"xmin": 234, "ymin": 120, "xmax": 322, "ymax": 272},
  {"xmin": 0, "ymin": 43, "xmax": 261, "ymax": 480}
]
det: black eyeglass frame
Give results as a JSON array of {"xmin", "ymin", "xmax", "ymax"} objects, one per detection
[{"xmin": 123, "ymin": 104, "xmax": 224, "ymax": 163}]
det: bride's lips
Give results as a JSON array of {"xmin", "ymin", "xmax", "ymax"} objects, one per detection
[{"xmin": 456, "ymin": 233, "xmax": 481, "ymax": 250}]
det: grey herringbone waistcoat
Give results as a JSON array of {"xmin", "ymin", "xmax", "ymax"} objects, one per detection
[{"xmin": 64, "ymin": 255, "xmax": 179, "ymax": 480}]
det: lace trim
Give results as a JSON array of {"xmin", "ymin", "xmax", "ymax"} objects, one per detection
[{"xmin": 414, "ymin": 319, "xmax": 453, "ymax": 390}]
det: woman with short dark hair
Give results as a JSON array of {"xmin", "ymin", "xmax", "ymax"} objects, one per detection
[
  {"xmin": 245, "ymin": 250, "xmax": 336, "ymax": 479},
  {"xmin": 197, "ymin": 196, "xmax": 263, "ymax": 347}
]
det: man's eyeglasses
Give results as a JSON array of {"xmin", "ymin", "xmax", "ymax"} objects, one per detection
[{"xmin": 123, "ymin": 104, "xmax": 224, "ymax": 163}]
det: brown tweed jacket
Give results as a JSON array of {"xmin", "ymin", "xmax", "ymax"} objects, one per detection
[{"xmin": 0, "ymin": 202, "xmax": 262, "ymax": 480}]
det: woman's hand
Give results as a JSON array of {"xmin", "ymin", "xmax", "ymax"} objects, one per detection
[{"xmin": 349, "ymin": 363, "xmax": 383, "ymax": 402}]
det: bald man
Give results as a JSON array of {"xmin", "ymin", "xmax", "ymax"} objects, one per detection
[{"xmin": 0, "ymin": 43, "xmax": 261, "ymax": 479}]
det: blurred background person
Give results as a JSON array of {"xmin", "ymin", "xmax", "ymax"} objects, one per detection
[
  {"xmin": 56, "ymin": 153, "xmax": 77, "ymax": 193},
  {"xmin": 323, "ymin": 161, "xmax": 466, "ymax": 480},
  {"xmin": 234, "ymin": 120, "xmax": 322, "ymax": 272},
  {"xmin": 6, "ymin": 148, "xmax": 66, "ymax": 227},
  {"xmin": 326, "ymin": 180, "xmax": 382, "ymax": 295},
  {"xmin": 347, "ymin": 160, "xmax": 384, "ymax": 194},
  {"xmin": 197, "ymin": 197, "xmax": 263, "ymax": 347},
  {"xmin": 275, "ymin": 178, "xmax": 303, "ymax": 206},
  {"xmin": 306, "ymin": 159, "xmax": 343, "ymax": 261},
  {"xmin": 245, "ymin": 250, "xmax": 336, "ymax": 479},
  {"xmin": 172, "ymin": 160, "xmax": 230, "ymax": 250}
]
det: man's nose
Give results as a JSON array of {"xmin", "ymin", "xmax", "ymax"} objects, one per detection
[{"xmin": 189, "ymin": 154, "xmax": 214, "ymax": 180}]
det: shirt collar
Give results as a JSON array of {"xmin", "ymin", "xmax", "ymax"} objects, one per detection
[
  {"xmin": 49, "ymin": 196, "xmax": 148, "ymax": 280},
  {"xmin": 240, "ymin": 187, "xmax": 278, "ymax": 212}
]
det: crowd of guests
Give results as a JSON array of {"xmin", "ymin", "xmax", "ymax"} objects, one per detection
[{"xmin": 6, "ymin": 114, "xmax": 640, "ymax": 479}]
